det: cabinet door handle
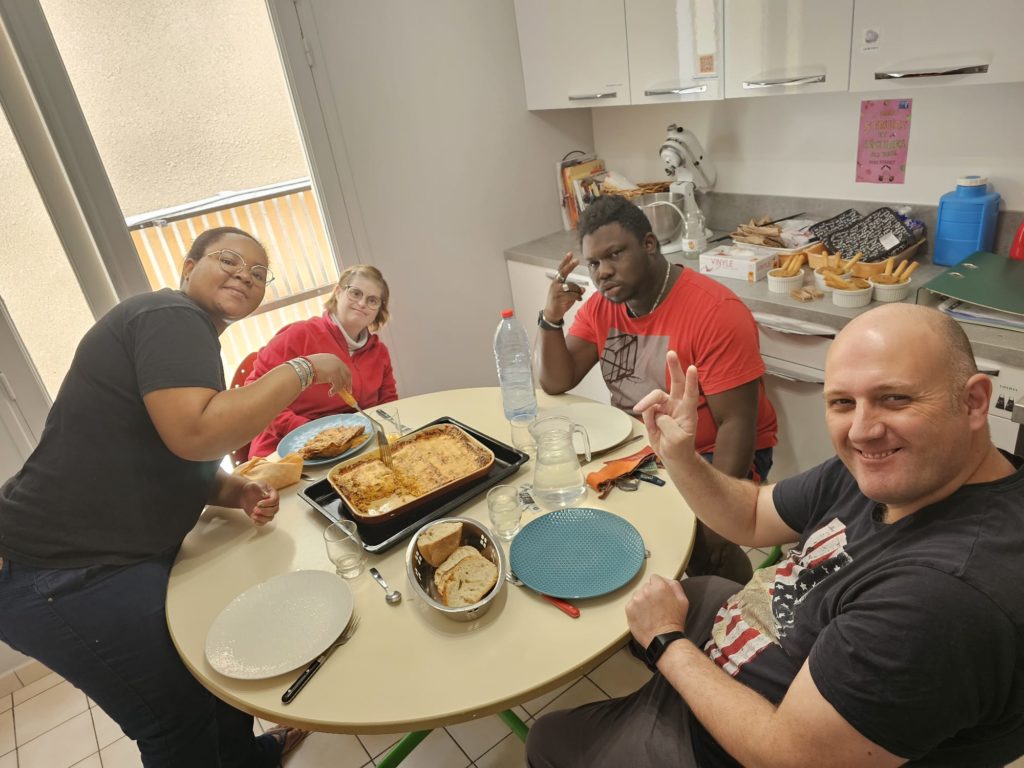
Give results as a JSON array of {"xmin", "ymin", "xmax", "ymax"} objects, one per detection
[
  {"xmin": 765, "ymin": 369, "xmax": 825, "ymax": 385},
  {"xmin": 742, "ymin": 74, "xmax": 825, "ymax": 89},
  {"xmin": 875, "ymin": 64, "xmax": 988, "ymax": 81},
  {"xmin": 567, "ymin": 91, "xmax": 617, "ymax": 101},
  {"xmin": 644, "ymin": 84, "xmax": 708, "ymax": 96}
]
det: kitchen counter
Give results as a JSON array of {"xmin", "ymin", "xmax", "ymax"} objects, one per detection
[{"xmin": 505, "ymin": 229, "xmax": 1024, "ymax": 369}]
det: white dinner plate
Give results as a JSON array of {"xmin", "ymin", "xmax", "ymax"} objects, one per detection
[
  {"xmin": 544, "ymin": 402, "xmax": 634, "ymax": 454},
  {"xmin": 205, "ymin": 570, "xmax": 354, "ymax": 680}
]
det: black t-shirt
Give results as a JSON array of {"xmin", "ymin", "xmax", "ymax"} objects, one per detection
[
  {"xmin": 693, "ymin": 455, "xmax": 1024, "ymax": 767},
  {"xmin": 0, "ymin": 289, "xmax": 225, "ymax": 567}
]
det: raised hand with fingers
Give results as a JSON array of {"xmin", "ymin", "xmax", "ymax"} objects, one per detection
[
  {"xmin": 543, "ymin": 251, "xmax": 586, "ymax": 324},
  {"xmin": 633, "ymin": 351, "xmax": 700, "ymax": 462}
]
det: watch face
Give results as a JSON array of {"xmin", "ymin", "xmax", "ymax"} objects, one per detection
[{"xmin": 646, "ymin": 631, "xmax": 685, "ymax": 665}]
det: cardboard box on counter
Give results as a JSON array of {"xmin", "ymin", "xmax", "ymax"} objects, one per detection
[{"xmin": 698, "ymin": 245, "xmax": 778, "ymax": 282}]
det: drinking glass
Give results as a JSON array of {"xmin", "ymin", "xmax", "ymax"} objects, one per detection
[
  {"xmin": 324, "ymin": 520, "xmax": 366, "ymax": 578},
  {"xmin": 486, "ymin": 485, "xmax": 523, "ymax": 540},
  {"xmin": 509, "ymin": 414, "xmax": 536, "ymax": 458},
  {"xmin": 376, "ymin": 404, "xmax": 403, "ymax": 442}
]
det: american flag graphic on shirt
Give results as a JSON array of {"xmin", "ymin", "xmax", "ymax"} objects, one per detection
[{"xmin": 704, "ymin": 518, "xmax": 853, "ymax": 676}]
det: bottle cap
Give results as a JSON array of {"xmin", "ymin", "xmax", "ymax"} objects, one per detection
[
  {"xmin": 501, "ymin": 309, "xmax": 514, "ymax": 318},
  {"xmin": 957, "ymin": 175, "xmax": 988, "ymax": 187}
]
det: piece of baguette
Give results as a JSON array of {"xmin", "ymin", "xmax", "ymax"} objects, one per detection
[
  {"xmin": 438, "ymin": 551, "xmax": 499, "ymax": 607},
  {"xmin": 417, "ymin": 521, "xmax": 464, "ymax": 567},
  {"xmin": 432, "ymin": 545, "xmax": 479, "ymax": 589}
]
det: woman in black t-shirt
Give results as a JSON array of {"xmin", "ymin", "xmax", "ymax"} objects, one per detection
[{"xmin": 0, "ymin": 226, "xmax": 350, "ymax": 767}]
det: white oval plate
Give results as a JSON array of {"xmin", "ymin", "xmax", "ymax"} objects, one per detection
[
  {"xmin": 205, "ymin": 570, "xmax": 353, "ymax": 680},
  {"xmin": 544, "ymin": 402, "xmax": 634, "ymax": 454}
]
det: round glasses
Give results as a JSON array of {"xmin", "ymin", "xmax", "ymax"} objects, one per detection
[
  {"xmin": 340, "ymin": 284, "xmax": 382, "ymax": 309},
  {"xmin": 207, "ymin": 249, "xmax": 274, "ymax": 286}
]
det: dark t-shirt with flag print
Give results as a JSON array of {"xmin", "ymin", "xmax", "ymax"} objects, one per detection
[{"xmin": 692, "ymin": 454, "xmax": 1024, "ymax": 768}]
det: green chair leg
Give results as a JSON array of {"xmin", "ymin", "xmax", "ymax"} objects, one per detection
[
  {"xmin": 498, "ymin": 708, "xmax": 530, "ymax": 743},
  {"xmin": 757, "ymin": 545, "xmax": 783, "ymax": 570},
  {"xmin": 376, "ymin": 730, "xmax": 431, "ymax": 768}
]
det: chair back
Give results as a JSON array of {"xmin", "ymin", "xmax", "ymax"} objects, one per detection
[{"xmin": 229, "ymin": 351, "xmax": 260, "ymax": 467}]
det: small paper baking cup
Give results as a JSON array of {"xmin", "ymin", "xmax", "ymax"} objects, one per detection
[
  {"xmin": 868, "ymin": 277, "xmax": 912, "ymax": 303},
  {"xmin": 766, "ymin": 268, "xmax": 805, "ymax": 293},
  {"xmin": 830, "ymin": 284, "xmax": 873, "ymax": 308}
]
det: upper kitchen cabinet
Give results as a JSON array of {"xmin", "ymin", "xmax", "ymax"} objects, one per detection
[
  {"xmin": 626, "ymin": 0, "xmax": 724, "ymax": 104},
  {"xmin": 514, "ymin": 0, "xmax": 722, "ymax": 109},
  {"xmin": 723, "ymin": 0, "xmax": 854, "ymax": 99},
  {"xmin": 849, "ymin": 0, "xmax": 1024, "ymax": 92},
  {"xmin": 513, "ymin": 0, "xmax": 631, "ymax": 109}
]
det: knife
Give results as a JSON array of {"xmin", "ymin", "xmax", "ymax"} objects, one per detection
[
  {"xmin": 506, "ymin": 572, "xmax": 580, "ymax": 618},
  {"xmin": 707, "ymin": 212, "xmax": 808, "ymax": 245},
  {"xmin": 281, "ymin": 615, "xmax": 359, "ymax": 704}
]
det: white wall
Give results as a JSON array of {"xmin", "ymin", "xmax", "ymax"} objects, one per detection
[
  {"xmin": 592, "ymin": 81, "xmax": 1024, "ymax": 210},
  {"xmin": 291, "ymin": 0, "xmax": 593, "ymax": 396}
]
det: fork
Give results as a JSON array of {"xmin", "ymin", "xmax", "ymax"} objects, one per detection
[
  {"xmin": 339, "ymin": 391, "xmax": 393, "ymax": 470},
  {"xmin": 282, "ymin": 614, "xmax": 360, "ymax": 704}
]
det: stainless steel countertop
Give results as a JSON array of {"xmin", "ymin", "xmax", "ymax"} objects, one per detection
[{"xmin": 505, "ymin": 229, "xmax": 1024, "ymax": 369}]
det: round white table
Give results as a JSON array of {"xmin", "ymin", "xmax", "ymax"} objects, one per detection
[{"xmin": 166, "ymin": 387, "xmax": 695, "ymax": 742}]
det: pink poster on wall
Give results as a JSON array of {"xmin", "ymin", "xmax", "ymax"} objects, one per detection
[{"xmin": 856, "ymin": 99, "xmax": 913, "ymax": 184}]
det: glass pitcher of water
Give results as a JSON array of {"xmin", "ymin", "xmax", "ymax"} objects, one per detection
[{"xmin": 529, "ymin": 416, "xmax": 591, "ymax": 508}]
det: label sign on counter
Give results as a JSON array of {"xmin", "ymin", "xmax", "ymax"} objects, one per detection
[{"xmin": 856, "ymin": 99, "xmax": 912, "ymax": 185}]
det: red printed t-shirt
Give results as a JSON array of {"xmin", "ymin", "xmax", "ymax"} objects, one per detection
[{"xmin": 569, "ymin": 267, "xmax": 777, "ymax": 455}]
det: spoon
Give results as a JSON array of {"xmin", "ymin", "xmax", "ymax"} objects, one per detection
[{"xmin": 369, "ymin": 567, "xmax": 402, "ymax": 605}]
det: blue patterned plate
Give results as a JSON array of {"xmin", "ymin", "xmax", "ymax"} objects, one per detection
[
  {"xmin": 277, "ymin": 413, "xmax": 373, "ymax": 466},
  {"xmin": 509, "ymin": 508, "xmax": 645, "ymax": 599}
]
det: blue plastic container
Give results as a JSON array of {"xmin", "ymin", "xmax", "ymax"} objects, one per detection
[{"xmin": 932, "ymin": 176, "xmax": 1001, "ymax": 266}]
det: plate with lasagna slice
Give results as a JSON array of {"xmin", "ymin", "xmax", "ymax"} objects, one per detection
[{"xmin": 277, "ymin": 413, "xmax": 373, "ymax": 466}]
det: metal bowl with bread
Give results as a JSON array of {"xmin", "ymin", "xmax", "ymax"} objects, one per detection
[
  {"xmin": 327, "ymin": 423, "xmax": 494, "ymax": 526},
  {"xmin": 405, "ymin": 518, "xmax": 506, "ymax": 622}
]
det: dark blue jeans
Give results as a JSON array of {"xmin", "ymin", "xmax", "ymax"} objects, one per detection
[{"xmin": 0, "ymin": 553, "xmax": 282, "ymax": 768}]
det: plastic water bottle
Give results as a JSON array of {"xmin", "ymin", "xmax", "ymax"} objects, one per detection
[
  {"xmin": 932, "ymin": 176, "xmax": 1001, "ymax": 266},
  {"xmin": 493, "ymin": 309, "xmax": 537, "ymax": 420}
]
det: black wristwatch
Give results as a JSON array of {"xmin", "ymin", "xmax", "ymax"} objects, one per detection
[
  {"xmin": 537, "ymin": 310, "xmax": 565, "ymax": 331},
  {"xmin": 645, "ymin": 631, "xmax": 686, "ymax": 666}
]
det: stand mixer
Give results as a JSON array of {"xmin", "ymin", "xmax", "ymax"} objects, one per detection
[{"xmin": 657, "ymin": 124, "xmax": 716, "ymax": 255}]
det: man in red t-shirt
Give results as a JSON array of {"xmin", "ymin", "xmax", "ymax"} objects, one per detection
[{"xmin": 536, "ymin": 195, "xmax": 777, "ymax": 582}]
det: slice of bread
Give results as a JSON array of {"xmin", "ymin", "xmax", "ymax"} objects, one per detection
[
  {"xmin": 416, "ymin": 521, "xmax": 463, "ymax": 567},
  {"xmin": 438, "ymin": 551, "xmax": 498, "ymax": 607},
  {"xmin": 432, "ymin": 546, "xmax": 479, "ymax": 590}
]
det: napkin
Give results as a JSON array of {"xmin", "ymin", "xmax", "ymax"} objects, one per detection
[
  {"xmin": 234, "ymin": 453, "xmax": 304, "ymax": 490},
  {"xmin": 586, "ymin": 446, "xmax": 656, "ymax": 499}
]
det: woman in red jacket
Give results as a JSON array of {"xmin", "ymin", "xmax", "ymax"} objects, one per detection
[{"xmin": 246, "ymin": 264, "xmax": 398, "ymax": 457}]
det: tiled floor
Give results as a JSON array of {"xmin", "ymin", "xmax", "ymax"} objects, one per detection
[
  {"xmin": 0, "ymin": 646, "xmax": 652, "ymax": 768},
  {"xmin": 4, "ymin": 547, "xmax": 1022, "ymax": 767}
]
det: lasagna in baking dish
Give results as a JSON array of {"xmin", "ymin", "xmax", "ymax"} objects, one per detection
[{"xmin": 327, "ymin": 424, "xmax": 494, "ymax": 521}]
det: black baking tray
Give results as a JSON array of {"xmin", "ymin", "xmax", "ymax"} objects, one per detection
[{"xmin": 298, "ymin": 416, "xmax": 529, "ymax": 553}]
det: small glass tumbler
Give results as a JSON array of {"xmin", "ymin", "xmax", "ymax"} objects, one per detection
[
  {"xmin": 509, "ymin": 414, "xmax": 536, "ymax": 459},
  {"xmin": 376, "ymin": 404, "xmax": 403, "ymax": 443},
  {"xmin": 487, "ymin": 484, "xmax": 523, "ymax": 541},
  {"xmin": 324, "ymin": 520, "xmax": 366, "ymax": 579}
]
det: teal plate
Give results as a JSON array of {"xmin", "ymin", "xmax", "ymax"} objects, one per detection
[
  {"xmin": 277, "ymin": 413, "xmax": 372, "ymax": 466},
  {"xmin": 509, "ymin": 508, "xmax": 645, "ymax": 599}
]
